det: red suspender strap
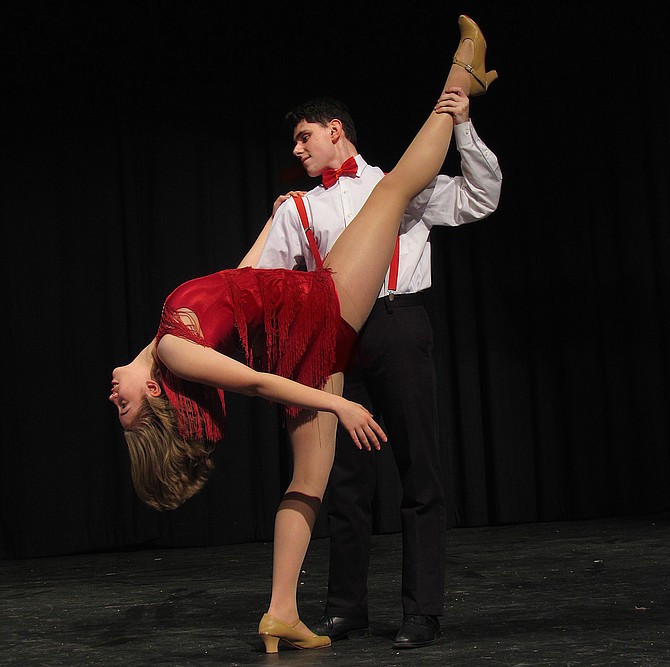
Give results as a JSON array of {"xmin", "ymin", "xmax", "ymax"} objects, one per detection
[
  {"xmin": 388, "ymin": 235, "xmax": 400, "ymax": 300},
  {"xmin": 292, "ymin": 192, "xmax": 399, "ymax": 296},
  {"xmin": 381, "ymin": 171, "xmax": 400, "ymax": 300},
  {"xmin": 292, "ymin": 194, "xmax": 323, "ymax": 269}
]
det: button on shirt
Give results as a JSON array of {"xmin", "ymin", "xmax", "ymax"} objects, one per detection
[{"xmin": 257, "ymin": 121, "xmax": 503, "ymax": 297}]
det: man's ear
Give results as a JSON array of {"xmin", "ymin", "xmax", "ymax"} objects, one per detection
[
  {"xmin": 329, "ymin": 119, "xmax": 344, "ymax": 143},
  {"xmin": 146, "ymin": 380, "xmax": 162, "ymax": 397}
]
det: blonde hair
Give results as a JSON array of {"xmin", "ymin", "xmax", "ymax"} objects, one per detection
[{"xmin": 124, "ymin": 393, "xmax": 215, "ymax": 511}]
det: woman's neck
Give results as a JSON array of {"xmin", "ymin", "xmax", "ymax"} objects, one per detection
[{"xmin": 135, "ymin": 342, "xmax": 156, "ymax": 369}]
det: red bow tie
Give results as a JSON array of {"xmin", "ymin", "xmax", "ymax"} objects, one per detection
[{"xmin": 321, "ymin": 156, "xmax": 358, "ymax": 189}]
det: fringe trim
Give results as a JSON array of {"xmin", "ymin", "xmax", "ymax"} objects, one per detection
[
  {"xmin": 233, "ymin": 267, "xmax": 339, "ymax": 419},
  {"xmin": 156, "ymin": 305, "xmax": 226, "ymax": 443},
  {"xmin": 268, "ymin": 268, "xmax": 338, "ymax": 418}
]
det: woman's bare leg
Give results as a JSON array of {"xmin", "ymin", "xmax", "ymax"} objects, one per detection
[
  {"xmin": 325, "ymin": 33, "xmax": 479, "ymax": 332},
  {"xmin": 267, "ymin": 373, "xmax": 343, "ymax": 628}
]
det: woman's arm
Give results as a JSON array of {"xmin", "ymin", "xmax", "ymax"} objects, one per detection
[
  {"xmin": 237, "ymin": 217, "xmax": 272, "ymax": 269},
  {"xmin": 157, "ymin": 335, "xmax": 385, "ymax": 450}
]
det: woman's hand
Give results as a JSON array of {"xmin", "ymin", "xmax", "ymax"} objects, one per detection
[
  {"xmin": 272, "ymin": 190, "xmax": 307, "ymax": 216},
  {"xmin": 335, "ymin": 397, "xmax": 387, "ymax": 451},
  {"xmin": 238, "ymin": 191, "xmax": 308, "ymax": 268}
]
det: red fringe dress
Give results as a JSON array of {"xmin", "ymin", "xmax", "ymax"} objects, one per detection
[{"xmin": 154, "ymin": 266, "xmax": 357, "ymax": 442}]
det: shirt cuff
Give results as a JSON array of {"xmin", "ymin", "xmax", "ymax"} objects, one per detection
[{"xmin": 454, "ymin": 120, "xmax": 474, "ymax": 148}]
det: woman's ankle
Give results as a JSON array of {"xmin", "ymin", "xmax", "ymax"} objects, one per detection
[
  {"xmin": 267, "ymin": 604, "xmax": 299, "ymax": 624},
  {"xmin": 453, "ymin": 39, "xmax": 474, "ymax": 66}
]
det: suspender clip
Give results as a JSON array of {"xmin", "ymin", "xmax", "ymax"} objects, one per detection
[{"xmin": 388, "ymin": 290, "xmax": 395, "ymax": 302}]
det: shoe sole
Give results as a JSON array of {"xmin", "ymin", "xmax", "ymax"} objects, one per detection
[
  {"xmin": 392, "ymin": 632, "xmax": 441, "ymax": 649},
  {"xmin": 392, "ymin": 639, "xmax": 438, "ymax": 649}
]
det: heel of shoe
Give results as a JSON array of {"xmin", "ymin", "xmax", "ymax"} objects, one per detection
[
  {"xmin": 260, "ymin": 633, "xmax": 280, "ymax": 654},
  {"xmin": 477, "ymin": 69, "xmax": 499, "ymax": 96}
]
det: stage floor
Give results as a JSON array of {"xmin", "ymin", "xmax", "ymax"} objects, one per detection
[{"xmin": 2, "ymin": 513, "xmax": 669, "ymax": 666}]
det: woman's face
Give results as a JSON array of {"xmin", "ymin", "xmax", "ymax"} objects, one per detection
[{"xmin": 109, "ymin": 365, "xmax": 151, "ymax": 429}]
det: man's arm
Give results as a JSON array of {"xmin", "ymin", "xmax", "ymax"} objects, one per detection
[
  {"xmin": 255, "ymin": 194, "xmax": 312, "ymax": 270},
  {"xmin": 408, "ymin": 88, "xmax": 502, "ymax": 226},
  {"xmin": 238, "ymin": 192, "xmax": 305, "ymax": 268}
]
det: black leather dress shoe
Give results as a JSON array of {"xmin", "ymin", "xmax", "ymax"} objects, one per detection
[
  {"xmin": 311, "ymin": 615, "xmax": 369, "ymax": 641},
  {"xmin": 392, "ymin": 614, "xmax": 441, "ymax": 649}
]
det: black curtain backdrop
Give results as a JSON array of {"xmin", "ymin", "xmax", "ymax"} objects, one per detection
[{"xmin": 2, "ymin": 1, "xmax": 669, "ymax": 559}]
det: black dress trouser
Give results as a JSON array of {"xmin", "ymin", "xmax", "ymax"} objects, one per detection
[{"xmin": 324, "ymin": 292, "xmax": 447, "ymax": 618}]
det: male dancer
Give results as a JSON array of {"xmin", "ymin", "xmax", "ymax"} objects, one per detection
[{"xmin": 258, "ymin": 42, "xmax": 501, "ymax": 649}]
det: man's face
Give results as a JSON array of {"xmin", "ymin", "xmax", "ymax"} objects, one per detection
[{"xmin": 292, "ymin": 119, "xmax": 338, "ymax": 177}]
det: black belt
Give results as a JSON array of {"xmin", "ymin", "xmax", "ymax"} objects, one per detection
[{"xmin": 371, "ymin": 291, "xmax": 427, "ymax": 314}]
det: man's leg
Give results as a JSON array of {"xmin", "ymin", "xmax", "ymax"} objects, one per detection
[
  {"xmin": 365, "ymin": 298, "xmax": 446, "ymax": 648},
  {"xmin": 315, "ymin": 346, "xmax": 374, "ymax": 639}
]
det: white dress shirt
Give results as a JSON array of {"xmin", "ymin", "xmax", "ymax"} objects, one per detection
[{"xmin": 257, "ymin": 121, "xmax": 502, "ymax": 297}]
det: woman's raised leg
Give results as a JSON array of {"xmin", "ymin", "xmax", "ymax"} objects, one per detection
[{"xmin": 325, "ymin": 16, "xmax": 492, "ymax": 332}]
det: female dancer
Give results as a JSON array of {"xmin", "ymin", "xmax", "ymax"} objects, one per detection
[{"xmin": 109, "ymin": 15, "xmax": 496, "ymax": 652}]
